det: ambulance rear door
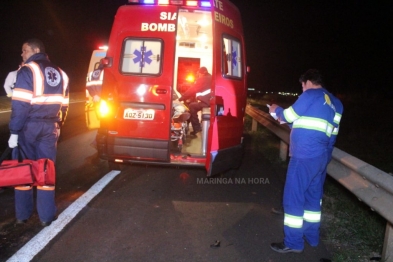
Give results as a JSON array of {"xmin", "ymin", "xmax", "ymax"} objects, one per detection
[
  {"xmin": 206, "ymin": 0, "xmax": 247, "ymax": 176},
  {"xmin": 102, "ymin": 4, "xmax": 178, "ymax": 163}
]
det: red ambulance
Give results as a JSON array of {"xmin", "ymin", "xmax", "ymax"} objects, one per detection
[{"xmin": 96, "ymin": 0, "xmax": 248, "ymax": 176}]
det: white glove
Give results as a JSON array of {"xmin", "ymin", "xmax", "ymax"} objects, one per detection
[
  {"xmin": 8, "ymin": 134, "xmax": 18, "ymax": 148},
  {"xmin": 93, "ymin": 95, "xmax": 101, "ymax": 102}
]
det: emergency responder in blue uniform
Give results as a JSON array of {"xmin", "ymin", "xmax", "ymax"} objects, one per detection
[
  {"xmin": 8, "ymin": 38, "xmax": 69, "ymax": 227},
  {"xmin": 268, "ymin": 69, "xmax": 343, "ymax": 253},
  {"xmin": 179, "ymin": 66, "xmax": 212, "ymax": 136},
  {"xmin": 86, "ymin": 62, "xmax": 104, "ymax": 147},
  {"xmin": 86, "ymin": 62, "xmax": 104, "ymax": 103}
]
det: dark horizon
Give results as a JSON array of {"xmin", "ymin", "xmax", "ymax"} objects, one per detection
[{"xmin": 0, "ymin": 1, "xmax": 392, "ymax": 97}]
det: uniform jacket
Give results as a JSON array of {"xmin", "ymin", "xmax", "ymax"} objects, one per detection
[
  {"xmin": 86, "ymin": 67, "xmax": 103, "ymax": 97},
  {"xmin": 275, "ymin": 88, "xmax": 341, "ymax": 158},
  {"xmin": 327, "ymin": 95, "xmax": 343, "ymax": 157},
  {"xmin": 180, "ymin": 73, "xmax": 212, "ymax": 105},
  {"xmin": 9, "ymin": 53, "xmax": 69, "ymax": 134}
]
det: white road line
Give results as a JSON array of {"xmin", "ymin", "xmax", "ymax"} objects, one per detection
[{"xmin": 7, "ymin": 170, "xmax": 121, "ymax": 262}]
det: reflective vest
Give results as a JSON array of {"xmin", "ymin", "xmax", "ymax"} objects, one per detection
[
  {"xmin": 86, "ymin": 68, "xmax": 103, "ymax": 88},
  {"xmin": 10, "ymin": 53, "xmax": 69, "ymax": 133}
]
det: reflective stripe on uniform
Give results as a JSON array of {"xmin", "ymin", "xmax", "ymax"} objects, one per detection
[
  {"xmin": 62, "ymin": 96, "xmax": 70, "ymax": 107},
  {"xmin": 26, "ymin": 62, "xmax": 45, "ymax": 96},
  {"xmin": 12, "ymin": 88, "xmax": 33, "ymax": 103},
  {"xmin": 196, "ymin": 89, "xmax": 211, "ymax": 97},
  {"xmin": 283, "ymin": 106, "xmax": 299, "ymax": 122},
  {"xmin": 334, "ymin": 112, "xmax": 342, "ymax": 125},
  {"xmin": 37, "ymin": 186, "xmax": 55, "ymax": 191},
  {"xmin": 31, "ymin": 95, "xmax": 67, "ymax": 104},
  {"xmin": 15, "ymin": 185, "xmax": 33, "ymax": 190},
  {"xmin": 284, "ymin": 213, "xmax": 303, "ymax": 228},
  {"xmin": 292, "ymin": 117, "xmax": 334, "ymax": 137},
  {"xmin": 303, "ymin": 210, "xmax": 321, "ymax": 223},
  {"xmin": 86, "ymin": 80, "xmax": 103, "ymax": 87},
  {"xmin": 332, "ymin": 126, "xmax": 339, "ymax": 135}
]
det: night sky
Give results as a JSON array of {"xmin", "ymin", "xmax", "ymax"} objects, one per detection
[{"xmin": 0, "ymin": 0, "xmax": 392, "ymax": 96}]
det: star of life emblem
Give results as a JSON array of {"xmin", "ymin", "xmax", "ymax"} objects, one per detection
[
  {"xmin": 92, "ymin": 69, "xmax": 101, "ymax": 78},
  {"xmin": 45, "ymin": 67, "xmax": 61, "ymax": 87}
]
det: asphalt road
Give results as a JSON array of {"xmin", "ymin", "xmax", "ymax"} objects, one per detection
[
  {"xmin": 0, "ymin": 96, "xmax": 332, "ymax": 262},
  {"xmin": 0, "ymin": 99, "xmax": 109, "ymax": 260}
]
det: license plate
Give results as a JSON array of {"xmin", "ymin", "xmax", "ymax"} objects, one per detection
[{"xmin": 123, "ymin": 108, "xmax": 155, "ymax": 120}]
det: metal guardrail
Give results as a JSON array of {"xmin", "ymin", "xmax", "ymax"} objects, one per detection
[{"xmin": 245, "ymin": 104, "xmax": 393, "ymax": 261}]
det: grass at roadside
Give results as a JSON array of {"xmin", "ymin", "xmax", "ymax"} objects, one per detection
[{"xmin": 322, "ymin": 178, "xmax": 384, "ymax": 261}]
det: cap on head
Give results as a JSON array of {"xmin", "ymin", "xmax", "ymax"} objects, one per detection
[{"xmin": 198, "ymin": 67, "xmax": 208, "ymax": 74}]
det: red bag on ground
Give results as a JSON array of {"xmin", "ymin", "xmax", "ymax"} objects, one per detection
[
  {"xmin": 0, "ymin": 147, "xmax": 56, "ymax": 187},
  {"xmin": 32, "ymin": 158, "xmax": 56, "ymax": 186},
  {"xmin": 0, "ymin": 147, "xmax": 34, "ymax": 187}
]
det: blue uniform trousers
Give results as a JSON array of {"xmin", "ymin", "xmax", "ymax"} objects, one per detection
[
  {"xmin": 14, "ymin": 121, "xmax": 58, "ymax": 223},
  {"xmin": 283, "ymin": 151, "xmax": 328, "ymax": 250}
]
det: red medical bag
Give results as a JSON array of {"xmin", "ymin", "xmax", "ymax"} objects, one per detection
[{"xmin": 0, "ymin": 147, "xmax": 55, "ymax": 187}]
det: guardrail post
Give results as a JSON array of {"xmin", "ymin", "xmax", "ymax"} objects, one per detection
[
  {"xmin": 279, "ymin": 141, "xmax": 288, "ymax": 162},
  {"xmin": 383, "ymin": 222, "xmax": 393, "ymax": 261},
  {"xmin": 251, "ymin": 118, "xmax": 257, "ymax": 132}
]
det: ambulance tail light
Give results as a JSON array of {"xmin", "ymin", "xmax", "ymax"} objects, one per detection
[{"xmin": 99, "ymin": 100, "xmax": 110, "ymax": 117}]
